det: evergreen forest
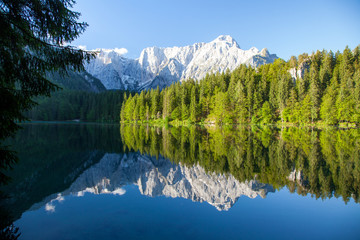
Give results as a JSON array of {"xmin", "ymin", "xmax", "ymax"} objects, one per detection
[
  {"xmin": 121, "ymin": 46, "xmax": 360, "ymax": 126},
  {"xmin": 26, "ymin": 90, "xmax": 126, "ymax": 122}
]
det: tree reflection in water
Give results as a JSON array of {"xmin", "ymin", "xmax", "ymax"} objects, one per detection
[
  {"xmin": 121, "ymin": 124, "xmax": 360, "ymax": 204},
  {"xmin": 1, "ymin": 124, "xmax": 359, "ymax": 239}
]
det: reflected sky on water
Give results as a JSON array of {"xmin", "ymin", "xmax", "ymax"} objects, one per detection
[{"xmin": 1, "ymin": 124, "xmax": 359, "ymax": 239}]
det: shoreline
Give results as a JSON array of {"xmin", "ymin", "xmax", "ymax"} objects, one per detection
[
  {"xmin": 17, "ymin": 120, "xmax": 359, "ymax": 130},
  {"xmin": 120, "ymin": 120, "xmax": 359, "ymax": 130}
]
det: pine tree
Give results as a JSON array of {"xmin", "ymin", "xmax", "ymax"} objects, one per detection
[
  {"xmin": 319, "ymin": 51, "xmax": 334, "ymax": 91},
  {"xmin": 300, "ymin": 94, "xmax": 312, "ymax": 123},
  {"xmin": 190, "ymin": 86, "xmax": 198, "ymax": 122},
  {"xmin": 260, "ymin": 101, "xmax": 273, "ymax": 124},
  {"xmin": 1, "ymin": 0, "xmax": 93, "ymax": 182},
  {"xmin": 353, "ymin": 70, "xmax": 360, "ymax": 123},
  {"xmin": 145, "ymin": 104, "xmax": 150, "ymax": 121},
  {"xmin": 120, "ymin": 103, "xmax": 125, "ymax": 122},
  {"xmin": 181, "ymin": 86, "xmax": 190, "ymax": 120},
  {"xmin": 337, "ymin": 47, "xmax": 355, "ymax": 123},
  {"xmin": 320, "ymin": 91, "xmax": 337, "ymax": 124},
  {"xmin": 246, "ymin": 71, "xmax": 255, "ymax": 120},
  {"xmin": 285, "ymin": 89, "xmax": 300, "ymax": 123},
  {"xmin": 289, "ymin": 56, "xmax": 298, "ymax": 69},
  {"xmin": 125, "ymin": 95, "xmax": 135, "ymax": 121},
  {"xmin": 213, "ymin": 91, "xmax": 230, "ymax": 124},
  {"xmin": 269, "ymin": 72, "xmax": 279, "ymax": 110},
  {"xmin": 235, "ymin": 79, "xmax": 248, "ymax": 123},
  {"xmin": 139, "ymin": 91, "xmax": 146, "ymax": 121},
  {"xmin": 133, "ymin": 94, "xmax": 140, "ymax": 121},
  {"xmin": 278, "ymin": 74, "xmax": 292, "ymax": 123},
  {"xmin": 259, "ymin": 67, "xmax": 270, "ymax": 103},
  {"xmin": 162, "ymin": 88, "xmax": 172, "ymax": 119},
  {"xmin": 309, "ymin": 62, "xmax": 320, "ymax": 122},
  {"xmin": 171, "ymin": 107, "xmax": 181, "ymax": 120},
  {"xmin": 151, "ymin": 87, "xmax": 160, "ymax": 119}
]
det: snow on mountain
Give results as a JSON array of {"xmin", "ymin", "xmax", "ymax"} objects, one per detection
[
  {"xmin": 85, "ymin": 35, "xmax": 278, "ymax": 90},
  {"xmin": 35, "ymin": 153, "xmax": 274, "ymax": 212}
]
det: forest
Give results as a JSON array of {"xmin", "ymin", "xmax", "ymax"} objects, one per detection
[
  {"xmin": 121, "ymin": 46, "xmax": 360, "ymax": 126},
  {"xmin": 120, "ymin": 124, "xmax": 360, "ymax": 204},
  {"xmin": 26, "ymin": 90, "xmax": 126, "ymax": 122}
]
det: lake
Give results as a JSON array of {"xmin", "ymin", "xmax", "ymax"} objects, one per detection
[{"xmin": 1, "ymin": 123, "xmax": 360, "ymax": 239}]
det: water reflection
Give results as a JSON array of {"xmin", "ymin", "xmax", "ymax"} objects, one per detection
[
  {"xmin": 120, "ymin": 124, "xmax": 360, "ymax": 204},
  {"xmin": 38, "ymin": 152, "xmax": 274, "ymax": 212},
  {"xmin": 1, "ymin": 124, "xmax": 122, "ymax": 224},
  {"xmin": 1, "ymin": 123, "xmax": 359, "ymax": 239}
]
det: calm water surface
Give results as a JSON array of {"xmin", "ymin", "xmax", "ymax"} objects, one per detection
[{"xmin": 1, "ymin": 123, "xmax": 360, "ymax": 239}]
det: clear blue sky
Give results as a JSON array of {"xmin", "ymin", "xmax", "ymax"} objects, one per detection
[{"xmin": 72, "ymin": 0, "xmax": 360, "ymax": 60}]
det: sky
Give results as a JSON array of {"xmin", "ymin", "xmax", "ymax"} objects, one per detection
[{"xmin": 72, "ymin": 0, "xmax": 360, "ymax": 60}]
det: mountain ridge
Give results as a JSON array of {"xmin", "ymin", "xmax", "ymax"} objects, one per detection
[
  {"xmin": 85, "ymin": 35, "xmax": 278, "ymax": 91},
  {"xmin": 47, "ymin": 70, "xmax": 106, "ymax": 92}
]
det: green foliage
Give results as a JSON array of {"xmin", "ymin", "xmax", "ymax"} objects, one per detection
[
  {"xmin": 320, "ymin": 91, "xmax": 337, "ymax": 124},
  {"xmin": 213, "ymin": 91, "xmax": 231, "ymax": 124},
  {"xmin": 260, "ymin": 101, "xmax": 273, "ymax": 124},
  {"xmin": 121, "ymin": 46, "xmax": 360, "ymax": 127},
  {"xmin": 300, "ymin": 94, "xmax": 312, "ymax": 123},
  {"xmin": 171, "ymin": 107, "xmax": 181, "ymax": 120},
  {"xmin": 189, "ymin": 86, "xmax": 198, "ymax": 122},
  {"xmin": 0, "ymin": 0, "xmax": 93, "ymax": 185},
  {"xmin": 121, "ymin": 124, "xmax": 360, "ymax": 204},
  {"xmin": 25, "ymin": 90, "xmax": 126, "ymax": 122}
]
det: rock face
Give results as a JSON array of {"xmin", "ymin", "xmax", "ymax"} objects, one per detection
[
  {"xmin": 288, "ymin": 168, "xmax": 307, "ymax": 187},
  {"xmin": 47, "ymin": 70, "xmax": 106, "ymax": 92},
  {"xmin": 289, "ymin": 60, "xmax": 310, "ymax": 82},
  {"xmin": 85, "ymin": 35, "xmax": 278, "ymax": 90},
  {"xmin": 39, "ymin": 153, "xmax": 274, "ymax": 211}
]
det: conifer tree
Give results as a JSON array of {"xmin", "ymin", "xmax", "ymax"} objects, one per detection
[
  {"xmin": 181, "ymin": 86, "xmax": 189, "ymax": 120},
  {"xmin": 1, "ymin": 0, "xmax": 94, "ymax": 184},
  {"xmin": 190, "ymin": 86, "xmax": 197, "ymax": 122},
  {"xmin": 309, "ymin": 62, "xmax": 321, "ymax": 122},
  {"xmin": 260, "ymin": 101, "xmax": 273, "ymax": 124},
  {"xmin": 151, "ymin": 87, "xmax": 160, "ymax": 119},
  {"xmin": 120, "ymin": 46, "xmax": 360, "ymax": 126},
  {"xmin": 120, "ymin": 102, "xmax": 125, "ymax": 122},
  {"xmin": 278, "ymin": 74, "xmax": 292, "ymax": 123}
]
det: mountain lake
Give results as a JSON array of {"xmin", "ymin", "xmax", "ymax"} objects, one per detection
[{"xmin": 1, "ymin": 123, "xmax": 359, "ymax": 239}]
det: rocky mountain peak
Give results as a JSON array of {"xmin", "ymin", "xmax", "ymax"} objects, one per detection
[
  {"xmin": 260, "ymin": 48, "xmax": 270, "ymax": 57},
  {"xmin": 212, "ymin": 35, "xmax": 240, "ymax": 48},
  {"xmin": 85, "ymin": 36, "xmax": 278, "ymax": 90}
]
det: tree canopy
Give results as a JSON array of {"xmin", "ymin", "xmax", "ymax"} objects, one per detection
[
  {"xmin": 121, "ymin": 46, "xmax": 360, "ymax": 127},
  {"xmin": 0, "ymin": 0, "xmax": 93, "ymax": 184}
]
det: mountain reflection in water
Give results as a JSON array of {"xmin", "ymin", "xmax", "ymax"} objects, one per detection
[
  {"xmin": 120, "ymin": 124, "xmax": 360, "ymax": 204},
  {"xmin": 36, "ymin": 152, "xmax": 274, "ymax": 212},
  {"xmin": 1, "ymin": 123, "xmax": 359, "ymax": 239}
]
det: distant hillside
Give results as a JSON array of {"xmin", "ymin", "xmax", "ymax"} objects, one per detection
[
  {"xmin": 47, "ymin": 70, "xmax": 106, "ymax": 92},
  {"xmin": 25, "ymin": 70, "xmax": 121, "ymax": 122}
]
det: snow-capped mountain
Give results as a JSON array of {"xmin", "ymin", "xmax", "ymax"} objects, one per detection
[
  {"xmin": 33, "ymin": 153, "xmax": 274, "ymax": 212},
  {"xmin": 85, "ymin": 35, "xmax": 278, "ymax": 90}
]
